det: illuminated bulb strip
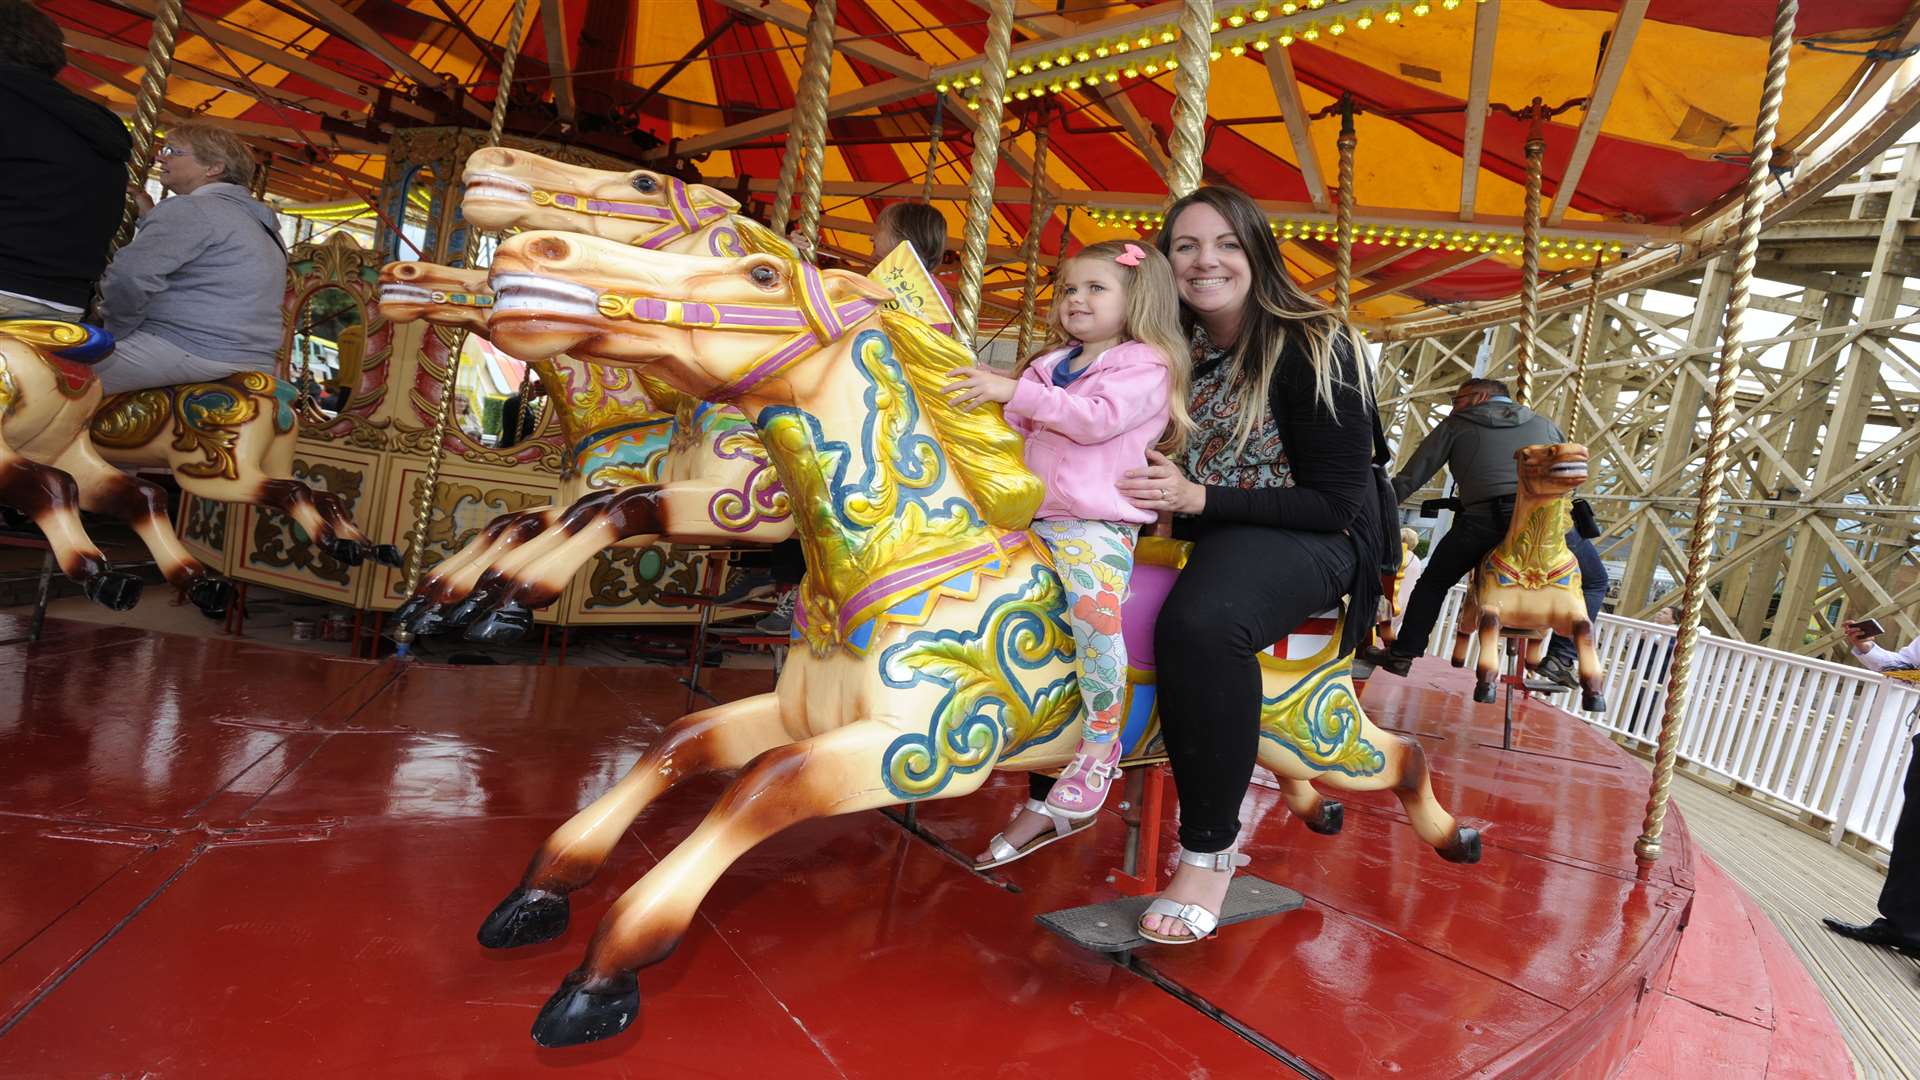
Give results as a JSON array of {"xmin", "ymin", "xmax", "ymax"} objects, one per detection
[{"xmin": 1075, "ymin": 207, "xmax": 1632, "ymax": 258}]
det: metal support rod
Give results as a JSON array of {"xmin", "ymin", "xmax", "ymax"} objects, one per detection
[
  {"xmin": 113, "ymin": 0, "xmax": 185, "ymax": 252},
  {"xmin": 954, "ymin": 0, "xmax": 1017, "ymax": 342},
  {"xmin": 771, "ymin": 0, "xmax": 837, "ymax": 239},
  {"xmin": 1566, "ymin": 253, "xmax": 1606, "ymax": 442},
  {"xmin": 921, "ymin": 93, "xmax": 946, "ymax": 205},
  {"xmin": 1016, "ymin": 116, "xmax": 1054, "ymax": 358},
  {"xmin": 1515, "ymin": 100, "xmax": 1546, "ymax": 407},
  {"xmin": 1636, "ymin": 0, "xmax": 1798, "ymax": 865},
  {"xmin": 791, "ymin": 0, "xmax": 841, "ymax": 250},
  {"xmin": 1334, "ymin": 96, "xmax": 1357, "ymax": 320},
  {"xmin": 393, "ymin": 0, "xmax": 531, "ymax": 650},
  {"xmin": 1165, "ymin": 0, "xmax": 1215, "ymax": 201}
]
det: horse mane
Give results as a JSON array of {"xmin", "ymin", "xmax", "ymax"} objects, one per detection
[
  {"xmin": 877, "ymin": 310, "xmax": 1042, "ymax": 531},
  {"xmin": 731, "ymin": 216, "xmax": 799, "ymax": 258}
]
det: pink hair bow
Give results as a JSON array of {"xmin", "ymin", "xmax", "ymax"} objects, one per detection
[{"xmin": 1115, "ymin": 242, "xmax": 1146, "ymax": 267}]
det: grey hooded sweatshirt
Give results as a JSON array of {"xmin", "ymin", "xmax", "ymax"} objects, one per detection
[
  {"xmin": 1391, "ymin": 398, "xmax": 1565, "ymax": 505},
  {"xmin": 98, "ymin": 183, "xmax": 287, "ymax": 365}
]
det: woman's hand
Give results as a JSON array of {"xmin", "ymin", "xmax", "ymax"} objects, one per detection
[
  {"xmin": 943, "ymin": 366, "xmax": 1017, "ymax": 410},
  {"xmin": 1120, "ymin": 450, "xmax": 1205, "ymax": 516},
  {"xmin": 133, "ymin": 189, "xmax": 155, "ymax": 218}
]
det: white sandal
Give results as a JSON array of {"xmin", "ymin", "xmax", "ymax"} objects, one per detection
[
  {"xmin": 973, "ymin": 798, "xmax": 1094, "ymax": 870},
  {"xmin": 1136, "ymin": 845, "xmax": 1251, "ymax": 945}
]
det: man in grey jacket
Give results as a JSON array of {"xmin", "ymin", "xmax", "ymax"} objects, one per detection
[
  {"xmin": 1363, "ymin": 378, "xmax": 1609, "ymax": 686},
  {"xmin": 94, "ymin": 124, "xmax": 286, "ymax": 394}
]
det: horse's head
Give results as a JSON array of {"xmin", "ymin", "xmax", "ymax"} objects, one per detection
[
  {"xmin": 1514, "ymin": 443, "xmax": 1589, "ymax": 499},
  {"xmin": 488, "ymin": 232, "xmax": 890, "ymax": 405},
  {"xmin": 462, "ymin": 148, "xmax": 741, "ymax": 250},
  {"xmin": 377, "ymin": 261, "xmax": 493, "ymax": 332}
]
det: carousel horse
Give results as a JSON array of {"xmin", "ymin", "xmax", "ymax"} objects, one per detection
[
  {"xmin": 386, "ymin": 148, "xmax": 798, "ymax": 640},
  {"xmin": 376, "ymin": 261, "xmax": 792, "ymax": 639},
  {"xmin": 1449, "ymin": 443, "xmax": 1607, "ymax": 711},
  {"xmin": 472, "ymin": 234, "xmax": 1480, "ymax": 1048}
]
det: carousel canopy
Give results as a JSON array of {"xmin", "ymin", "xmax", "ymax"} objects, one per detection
[{"xmin": 49, "ymin": 0, "xmax": 1920, "ymax": 330}]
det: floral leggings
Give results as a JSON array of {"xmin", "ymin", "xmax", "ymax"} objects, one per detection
[{"xmin": 1031, "ymin": 518, "xmax": 1138, "ymax": 744}]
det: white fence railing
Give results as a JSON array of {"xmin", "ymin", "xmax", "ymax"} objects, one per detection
[{"xmin": 1426, "ymin": 586, "xmax": 1913, "ymax": 861}]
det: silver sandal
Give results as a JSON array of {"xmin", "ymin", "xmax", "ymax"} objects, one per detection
[
  {"xmin": 973, "ymin": 798, "xmax": 1094, "ymax": 870},
  {"xmin": 1136, "ymin": 845, "xmax": 1251, "ymax": 945}
]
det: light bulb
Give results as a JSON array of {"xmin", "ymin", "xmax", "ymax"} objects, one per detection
[
  {"xmin": 1356, "ymin": 10, "xmax": 1374, "ymax": 28},
  {"xmin": 1385, "ymin": 3, "xmax": 1402, "ymax": 21},
  {"xmin": 1253, "ymin": 36, "xmax": 1271, "ymax": 49},
  {"xmin": 1329, "ymin": 18, "xmax": 1345, "ymax": 34},
  {"xmin": 1229, "ymin": 42, "xmax": 1247, "ymax": 55}
]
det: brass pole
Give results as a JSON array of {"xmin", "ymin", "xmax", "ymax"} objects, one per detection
[
  {"xmin": 1334, "ymin": 96, "xmax": 1357, "ymax": 321},
  {"xmin": 1566, "ymin": 253, "xmax": 1606, "ymax": 442},
  {"xmin": 1515, "ymin": 100, "xmax": 1545, "ymax": 408},
  {"xmin": 1165, "ymin": 0, "xmax": 1215, "ymax": 201},
  {"xmin": 1016, "ymin": 117, "xmax": 1054, "ymax": 358},
  {"xmin": 1635, "ymin": 0, "xmax": 1798, "ymax": 864},
  {"xmin": 113, "ymin": 0, "xmax": 185, "ymax": 252},
  {"xmin": 790, "ymin": 0, "xmax": 841, "ymax": 250},
  {"xmin": 953, "ymin": 0, "xmax": 1016, "ymax": 342},
  {"xmin": 394, "ymin": 0, "xmax": 532, "ymax": 649},
  {"xmin": 921, "ymin": 93, "xmax": 946, "ymax": 205}
]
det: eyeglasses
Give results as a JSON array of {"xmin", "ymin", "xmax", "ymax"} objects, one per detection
[{"xmin": 158, "ymin": 145, "xmax": 191, "ymax": 159}]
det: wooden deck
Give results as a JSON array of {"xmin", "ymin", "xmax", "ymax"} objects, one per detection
[{"xmin": 1672, "ymin": 773, "xmax": 1920, "ymax": 1079}]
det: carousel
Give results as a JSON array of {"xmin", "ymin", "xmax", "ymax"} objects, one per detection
[{"xmin": 2, "ymin": 0, "xmax": 1914, "ymax": 1075}]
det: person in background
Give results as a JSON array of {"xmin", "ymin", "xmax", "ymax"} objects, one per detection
[
  {"xmin": 94, "ymin": 124, "xmax": 287, "ymax": 394},
  {"xmin": 1824, "ymin": 617, "xmax": 1920, "ymax": 956},
  {"xmin": 0, "ymin": 0, "xmax": 131, "ymax": 320},
  {"xmin": 1392, "ymin": 526, "xmax": 1424, "ymax": 633}
]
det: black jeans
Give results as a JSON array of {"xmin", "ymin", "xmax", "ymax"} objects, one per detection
[
  {"xmin": 1885, "ymin": 734, "xmax": 1919, "ymax": 932},
  {"xmin": 1030, "ymin": 524, "xmax": 1355, "ymax": 853},
  {"xmin": 1392, "ymin": 497, "xmax": 1513, "ymax": 659}
]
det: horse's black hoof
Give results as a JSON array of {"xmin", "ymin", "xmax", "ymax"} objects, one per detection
[
  {"xmin": 85, "ymin": 571, "xmax": 142, "ymax": 611},
  {"xmin": 374, "ymin": 544, "xmax": 404, "ymax": 567},
  {"xmin": 1449, "ymin": 657, "xmax": 1466, "ymax": 669},
  {"xmin": 1581, "ymin": 692, "xmax": 1607, "ymax": 713},
  {"xmin": 1473, "ymin": 682, "xmax": 1497, "ymax": 704},
  {"xmin": 531, "ymin": 970, "xmax": 639, "ymax": 1048},
  {"xmin": 478, "ymin": 886, "xmax": 570, "ymax": 948},
  {"xmin": 1439, "ymin": 826, "xmax": 1482, "ymax": 864},
  {"xmin": 1303, "ymin": 799, "xmax": 1344, "ymax": 835},
  {"xmin": 326, "ymin": 538, "xmax": 365, "ymax": 567},
  {"xmin": 186, "ymin": 576, "xmax": 233, "ymax": 620},
  {"xmin": 467, "ymin": 605, "xmax": 532, "ymax": 644},
  {"xmin": 393, "ymin": 595, "xmax": 428, "ymax": 626},
  {"xmin": 407, "ymin": 607, "xmax": 448, "ymax": 637},
  {"xmin": 443, "ymin": 591, "xmax": 494, "ymax": 629}
]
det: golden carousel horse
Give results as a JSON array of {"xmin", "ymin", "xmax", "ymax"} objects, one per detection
[
  {"xmin": 386, "ymin": 148, "xmax": 797, "ymax": 640},
  {"xmin": 376, "ymin": 261, "xmax": 792, "ymax": 639},
  {"xmin": 1, "ymin": 318, "xmax": 396, "ymax": 617},
  {"xmin": 471, "ymin": 233, "xmax": 1481, "ymax": 1047},
  {"xmin": 1450, "ymin": 443, "xmax": 1607, "ymax": 712}
]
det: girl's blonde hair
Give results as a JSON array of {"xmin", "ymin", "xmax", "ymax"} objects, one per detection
[{"xmin": 1016, "ymin": 239, "xmax": 1194, "ymax": 453}]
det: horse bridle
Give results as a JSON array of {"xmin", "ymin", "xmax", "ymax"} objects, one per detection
[
  {"xmin": 587, "ymin": 259, "xmax": 880, "ymax": 403},
  {"xmin": 528, "ymin": 174, "xmax": 733, "ymax": 252}
]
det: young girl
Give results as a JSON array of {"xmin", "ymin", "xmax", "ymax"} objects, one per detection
[{"xmin": 945, "ymin": 239, "xmax": 1192, "ymax": 855}]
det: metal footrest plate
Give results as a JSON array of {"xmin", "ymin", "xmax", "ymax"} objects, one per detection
[{"xmin": 1036, "ymin": 875, "xmax": 1304, "ymax": 952}]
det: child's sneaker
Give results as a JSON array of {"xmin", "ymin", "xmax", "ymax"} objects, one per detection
[{"xmin": 1045, "ymin": 737, "xmax": 1124, "ymax": 820}]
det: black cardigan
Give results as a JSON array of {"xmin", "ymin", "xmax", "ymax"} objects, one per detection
[{"xmin": 1189, "ymin": 332, "xmax": 1387, "ymax": 651}]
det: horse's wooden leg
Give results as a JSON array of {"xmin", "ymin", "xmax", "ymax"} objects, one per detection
[
  {"xmin": 462, "ymin": 486, "xmax": 668, "ymax": 644},
  {"xmin": 399, "ymin": 508, "xmax": 563, "ymax": 635},
  {"xmin": 1574, "ymin": 619, "xmax": 1607, "ymax": 713},
  {"xmin": 478, "ymin": 693, "xmax": 791, "ymax": 950},
  {"xmin": 308, "ymin": 488, "xmax": 401, "ymax": 567},
  {"xmin": 1278, "ymin": 777, "xmax": 1343, "ymax": 835},
  {"xmin": 0, "ymin": 456, "xmax": 141, "ymax": 609},
  {"xmin": 251, "ymin": 477, "xmax": 360, "ymax": 566},
  {"xmin": 530, "ymin": 717, "xmax": 948, "ymax": 1048},
  {"xmin": 1473, "ymin": 610, "xmax": 1501, "ymax": 703},
  {"xmin": 53, "ymin": 444, "xmax": 231, "ymax": 617},
  {"xmin": 1259, "ymin": 720, "xmax": 1480, "ymax": 864},
  {"xmin": 1526, "ymin": 635, "xmax": 1550, "ymax": 668}
]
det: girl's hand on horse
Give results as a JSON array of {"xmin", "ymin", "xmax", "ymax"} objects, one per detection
[
  {"xmin": 1120, "ymin": 450, "xmax": 1206, "ymax": 516},
  {"xmin": 943, "ymin": 366, "xmax": 1017, "ymax": 410}
]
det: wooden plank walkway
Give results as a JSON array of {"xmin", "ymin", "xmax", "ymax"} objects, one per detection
[{"xmin": 1673, "ymin": 772, "xmax": 1919, "ymax": 1079}]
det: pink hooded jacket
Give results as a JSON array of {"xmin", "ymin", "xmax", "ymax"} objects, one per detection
[{"xmin": 1004, "ymin": 340, "xmax": 1173, "ymax": 525}]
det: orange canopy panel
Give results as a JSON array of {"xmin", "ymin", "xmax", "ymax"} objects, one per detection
[{"xmin": 50, "ymin": 0, "xmax": 1918, "ymax": 325}]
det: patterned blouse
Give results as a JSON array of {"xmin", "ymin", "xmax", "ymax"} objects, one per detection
[{"xmin": 1178, "ymin": 324, "xmax": 1293, "ymax": 491}]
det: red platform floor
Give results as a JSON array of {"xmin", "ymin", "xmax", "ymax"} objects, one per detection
[{"xmin": 0, "ymin": 614, "xmax": 1850, "ymax": 1078}]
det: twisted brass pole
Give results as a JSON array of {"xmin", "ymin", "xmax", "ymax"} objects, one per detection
[
  {"xmin": 791, "ymin": 0, "xmax": 841, "ymax": 250},
  {"xmin": 1635, "ymin": 0, "xmax": 1798, "ymax": 864},
  {"xmin": 1334, "ymin": 97, "xmax": 1357, "ymax": 321},
  {"xmin": 921, "ymin": 94, "xmax": 946, "ymax": 205},
  {"xmin": 1166, "ymin": 0, "xmax": 1215, "ymax": 201},
  {"xmin": 113, "ymin": 0, "xmax": 186, "ymax": 252},
  {"xmin": 770, "ymin": 0, "xmax": 837, "ymax": 238},
  {"xmin": 394, "ymin": 0, "xmax": 531, "ymax": 649},
  {"xmin": 1566, "ymin": 253, "xmax": 1606, "ymax": 442},
  {"xmin": 1515, "ymin": 100, "xmax": 1545, "ymax": 408},
  {"xmin": 1016, "ymin": 119, "xmax": 1053, "ymax": 358},
  {"xmin": 954, "ymin": 0, "xmax": 1016, "ymax": 342}
]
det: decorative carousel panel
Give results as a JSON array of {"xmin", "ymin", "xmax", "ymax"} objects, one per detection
[
  {"xmin": 557, "ymin": 543, "xmax": 753, "ymax": 627},
  {"xmin": 175, "ymin": 491, "xmax": 236, "ymax": 576},
  {"xmin": 230, "ymin": 442, "xmax": 389, "ymax": 607},
  {"xmin": 367, "ymin": 457, "xmax": 562, "ymax": 620},
  {"xmin": 403, "ymin": 320, "xmax": 567, "ymax": 472},
  {"xmin": 282, "ymin": 233, "xmax": 391, "ymax": 447}
]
